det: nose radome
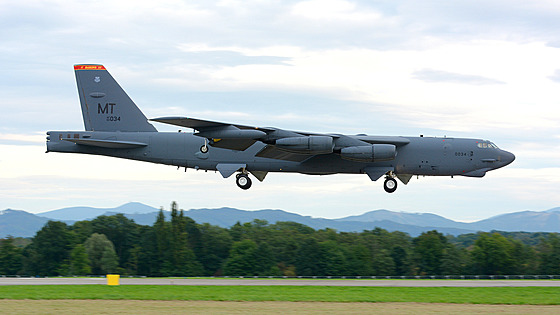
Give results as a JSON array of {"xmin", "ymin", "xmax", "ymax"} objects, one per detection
[{"xmin": 501, "ymin": 151, "xmax": 515, "ymax": 166}]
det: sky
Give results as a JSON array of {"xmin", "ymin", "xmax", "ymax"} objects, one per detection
[{"xmin": 1, "ymin": 0, "xmax": 559, "ymax": 222}]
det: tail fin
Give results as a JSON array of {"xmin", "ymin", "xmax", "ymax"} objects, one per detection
[{"xmin": 74, "ymin": 64, "xmax": 157, "ymax": 132}]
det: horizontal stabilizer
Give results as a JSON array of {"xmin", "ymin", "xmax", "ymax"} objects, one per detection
[{"xmin": 63, "ymin": 138, "xmax": 148, "ymax": 149}]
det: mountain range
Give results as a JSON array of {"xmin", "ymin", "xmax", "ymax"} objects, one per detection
[{"xmin": 1, "ymin": 202, "xmax": 559, "ymax": 238}]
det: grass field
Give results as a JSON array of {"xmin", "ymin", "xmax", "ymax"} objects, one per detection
[
  {"xmin": 2, "ymin": 300, "xmax": 560, "ymax": 315},
  {"xmin": 0, "ymin": 285, "xmax": 559, "ymax": 305}
]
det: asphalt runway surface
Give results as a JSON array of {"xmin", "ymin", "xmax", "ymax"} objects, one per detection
[{"xmin": 1, "ymin": 277, "xmax": 559, "ymax": 287}]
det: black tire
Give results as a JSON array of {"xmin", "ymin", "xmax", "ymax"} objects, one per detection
[
  {"xmin": 236, "ymin": 174, "xmax": 252, "ymax": 190},
  {"xmin": 384, "ymin": 178, "xmax": 397, "ymax": 193}
]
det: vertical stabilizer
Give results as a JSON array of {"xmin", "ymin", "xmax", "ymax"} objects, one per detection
[{"xmin": 74, "ymin": 64, "xmax": 156, "ymax": 132}]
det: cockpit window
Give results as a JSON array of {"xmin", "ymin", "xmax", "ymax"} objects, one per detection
[{"xmin": 477, "ymin": 141, "xmax": 498, "ymax": 149}]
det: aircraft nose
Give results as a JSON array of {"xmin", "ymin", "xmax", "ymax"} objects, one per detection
[{"xmin": 500, "ymin": 150, "xmax": 515, "ymax": 166}]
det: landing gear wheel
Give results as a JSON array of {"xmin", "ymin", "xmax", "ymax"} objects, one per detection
[
  {"xmin": 236, "ymin": 174, "xmax": 252, "ymax": 190},
  {"xmin": 200, "ymin": 145, "xmax": 208, "ymax": 153},
  {"xmin": 384, "ymin": 178, "xmax": 397, "ymax": 193}
]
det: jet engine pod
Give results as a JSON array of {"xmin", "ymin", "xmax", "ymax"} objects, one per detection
[
  {"xmin": 341, "ymin": 144, "xmax": 396, "ymax": 162},
  {"xmin": 275, "ymin": 136, "xmax": 334, "ymax": 154}
]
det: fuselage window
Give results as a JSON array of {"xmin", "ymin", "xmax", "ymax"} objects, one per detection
[{"xmin": 477, "ymin": 142, "xmax": 498, "ymax": 149}]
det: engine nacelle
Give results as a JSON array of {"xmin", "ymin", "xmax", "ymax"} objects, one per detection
[
  {"xmin": 340, "ymin": 144, "xmax": 396, "ymax": 162},
  {"xmin": 275, "ymin": 136, "xmax": 334, "ymax": 154}
]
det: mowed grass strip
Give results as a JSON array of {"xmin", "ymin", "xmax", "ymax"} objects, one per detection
[{"xmin": 0, "ymin": 286, "xmax": 559, "ymax": 305}]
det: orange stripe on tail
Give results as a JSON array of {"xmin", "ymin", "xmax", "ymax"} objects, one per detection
[{"xmin": 74, "ymin": 65, "xmax": 106, "ymax": 70}]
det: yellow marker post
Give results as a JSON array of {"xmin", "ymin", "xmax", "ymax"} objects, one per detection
[{"xmin": 107, "ymin": 274, "xmax": 120, "ymax": 286}]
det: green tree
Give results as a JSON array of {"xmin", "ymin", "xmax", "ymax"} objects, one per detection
[
  {"xmin": 71, "ymin": 220, "xmax": 93, "ymax": 244},
  {"xmin": 390, "ymin": 245, "xmax": 410, "ymax": 275},
  {"xmin": 294, "ymin": 238, "xmax": 322, "ymax": 276},
  {"xmin": 471, "ymin": 232, "xmax": 515, "ymax": 275},
  {"xmin": 440, "ymin": 243, "xmax": 469, "ymax": 275},
  {"xmin": 371, "ymin": 248, "xmax": 395, "ymax": 275},
  {"xmin": 342, "ymin": 243, "xmax": 373, "ymax": 276},
  {"xmin": 538, "ymin": 234, "xmax": 560, "ymax": 274},
  {"xmin": 69, "ymin": 244, "xmax": 91, "ymax": 275},
  {"xmin": 254, "ymin": 242, "xmax": 275, "ymax": 275},
  {"xmin": 317, "ymin": 240, "xmax": 347, "ymax": 276},
  {"xmin": 229, "ymin": 222, "xmax": 245, "ymax": 242},
  {"xmin": 223, "ymin": 239, "xmax": 262, "ymax": 276},
  {"xmin": 413, "ymin": 230, "xmax": 447, "ymax": 275},
  {"xmin": 23, "ymin": 221, "xmax": 75, "ymax": 276},
  {"xmin": 153, "ymin": 208, "xmax": 172, "ymax": 275},
  {"xmin": 361, "ymin": 228, "xmax": 412, "ymax": 276},
  {"xmin": 0, "ymin": 236, "xmax": 23, "ymax": 275},
  {"xmin": 169, "ymin": 204, "xmax": 203, "ymax": 276},
  {"xmin": 90, "ymin": 213, "xmax": 139, "ymax": 272},
  {"xmin": 100, "ymin": 246, "xmax": 119, "ymax": 273},
  {"xmin": 266, "ymin": 221, "xmax": 313, "ymax": 275},
  {"xmin": 197, "ymin": 223, "xmax": 232, "ymax": 276},
  {"xmin": 511, "ymin": 240, "xmax": 537, "ymax": 274},
  {"xmin": 135, "ymin": 225, "xmax": 159, "ymax": 276},
  {"xmin": 84, "ymin": 233, "xmax": 119, "ymax": 274}
]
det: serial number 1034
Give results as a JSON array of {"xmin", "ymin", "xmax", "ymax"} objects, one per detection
[{"xmin": 107, "ymin": 116, "xmax": 121, "ymax": 121}]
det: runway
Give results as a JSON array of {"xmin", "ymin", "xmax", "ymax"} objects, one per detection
[{"xmin": 1, "ymin": 277, "xmax": 559, "ymax": 287}]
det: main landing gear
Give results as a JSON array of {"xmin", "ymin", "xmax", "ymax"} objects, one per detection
[
  {"xmin": 236, "ymin": 173, "xmax": 252, "ymax": 190},
  {"xmin": 383, "ymin": 176, "xmax": 397, "ymax": 193}
]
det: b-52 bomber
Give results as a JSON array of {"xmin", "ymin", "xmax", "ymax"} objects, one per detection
[{"xmin": 46, "ymin": 65, "xmax": 515, "ymax": 193}]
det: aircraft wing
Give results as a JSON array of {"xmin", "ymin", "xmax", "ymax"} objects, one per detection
[
  {"xmin": 151, "ymin": 116, "xmax": 274, "ymax": 132},
  {"xmin": 255, "ymin": 145, "xmax": 314, "ymax": 162},
  {"xmin": 151, "ymin": 116, "xmax": 274, "ymax": 151},
  {"xmin": 151, "ymin": 116, "xmax": 411, "ymax": 162},
  {"xmin": 356, "ymin": 135, "xmax": 410, "ymax": 146}
]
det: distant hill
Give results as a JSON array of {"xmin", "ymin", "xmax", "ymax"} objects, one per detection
[
  {"xmin": 176, "ymin": 208, "xmax": 477, "ymax": 236},
  {"xmin": 0, "ymin": 209, "xmax": 50, "ymax": 238},
  {"xmin": 336, "ymin": 208, "xmax": 560, "ymax": 233},
  {"xmin": 78, "ymin": 208, "xmax": 478, "ymax": 236},
  {"xmin": 334, "ymin": 209, "xmax": 472, "ymax": 229},
  {"xmin": 2, "ymin": 203, "xmax": 560, "ymax": 238},
  {"xmin": 36, "ymin": 202, "xmax": 159, "ymax": 221},
  {"xmin": 471, "ymin": 211, "xmax": 560, "ymax": 232}
]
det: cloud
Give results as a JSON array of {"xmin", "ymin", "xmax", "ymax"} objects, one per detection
[
  {"xmin": 0, "ymin": 133, "xmax": 45, "ymax": 146},
  {"xmin": 546, "ymin": 40, "xmax": 560, "ymax": 48},
  {"xmin": 177, "ymin": 51, "xmax": 291, "ymax": 67},
  {"xmin": 412, "ymin": 69, "xmax": 505, "ymax": 85},
  {"xmin": 2, "ymin": 1, "xmax": 560, "ymax": 220},
  {"xmin": 549, "ymin": 69, "xmax": 560, "ymax": 82},
  {"xmin": 175, "ymin": 44, "xmax": 292, "ymax": 66},
  {"xmin": 291, "ymin": 0, "xmax": 382, "ymax": 22}
]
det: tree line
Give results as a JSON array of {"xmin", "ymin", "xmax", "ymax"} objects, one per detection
[{"xmin": 1, "ymin": 202, "xmax": 560, "ymax": 277}]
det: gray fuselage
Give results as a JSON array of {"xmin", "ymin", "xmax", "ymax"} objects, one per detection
[{"xmin": 46, "ymin": 130, "xmax": 514, "ymax": 178}]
